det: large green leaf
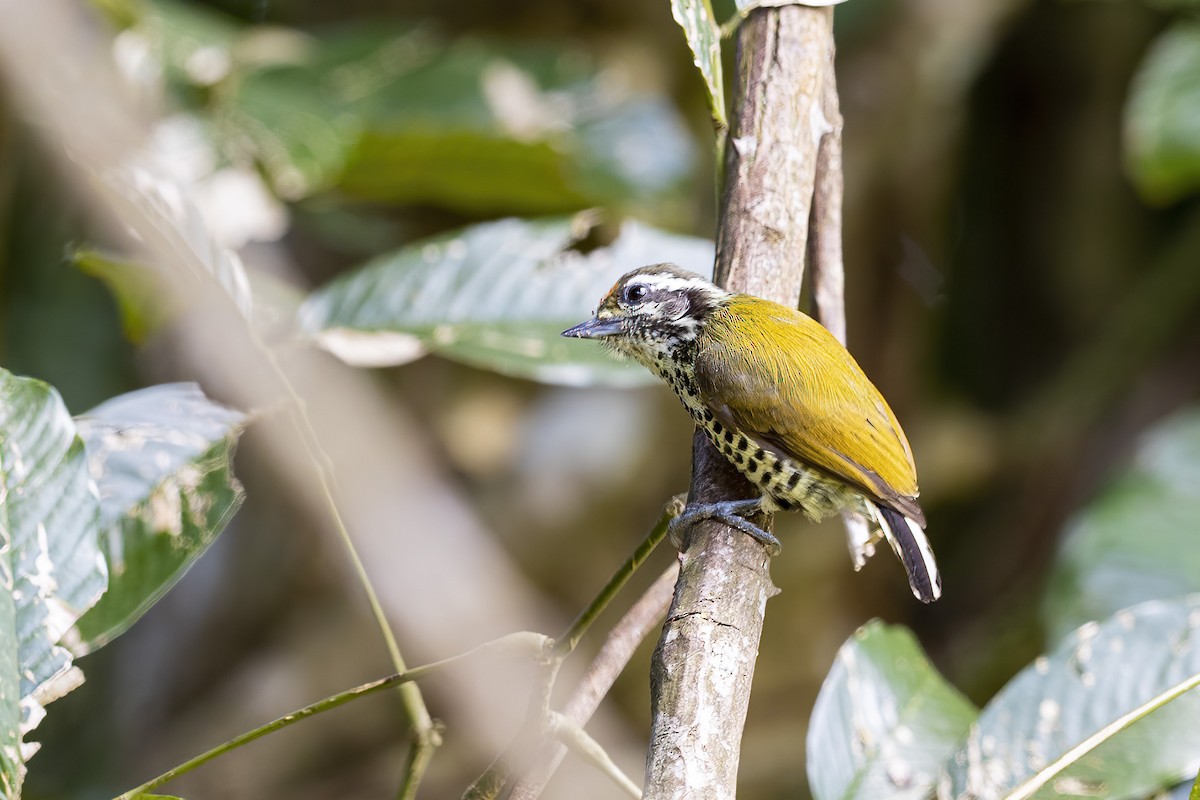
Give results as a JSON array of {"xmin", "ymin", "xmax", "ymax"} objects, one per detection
[
  {"xmin": 138, "ymin": 9, "xmax": 699, "ymax": 212},
  {"xmin": 0, "ymin": 369, "xmax": 108, "ymax": 795},
  {"xmin": 807, "ymin": 621, "xmax": 977, "ymax": 800},
  {"xmin": 670, "ymin": 0, "xmax": 727, "ymax": 127},
  {"xmin": 1125, "ymin": 22, "xmax": 1200, "ymax": 203},
  {"xmin": 1043, "ymin": 409, "xmax": 1200, "ymax": 644},
  {"xmin": 298, "ymin": 215, "xmax": 715, "ymax": 386},
  {"xmin": 70, "ymin": 384, "xmax": 245, "ymax": 654},
  {"xmin": 939, "ymin": 596, "xmax": 1200, "ymax": 800}
]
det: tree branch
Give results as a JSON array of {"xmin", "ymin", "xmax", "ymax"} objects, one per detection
[{"xmin": 644, "ymin": 7, "xmax": 838, "ymax": 798}]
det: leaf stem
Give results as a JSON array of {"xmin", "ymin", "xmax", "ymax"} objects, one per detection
[
  {"xmin": 552, "ymin": 498, "xmax": 679, "ymax": 658},
  {"xmin": 1006, "ymin": 670, "xmax": 1200, "ymax": 800},
  {"xmin": 113, "ymin": 633, "xmax": 544, "ymax": 800}
]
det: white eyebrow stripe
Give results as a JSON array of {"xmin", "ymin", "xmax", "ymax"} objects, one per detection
[
  {"xmin": 636, "ymin": 274, "xmax": 729, "ymax": 301},
  {"xmin": 639, "ymin": 275, "xmax": 701, "ymax": 292}
]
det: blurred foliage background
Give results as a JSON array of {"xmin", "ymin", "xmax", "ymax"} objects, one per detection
[{"xmin": 3, "ymin": 0, "xmax": 1200, "ymax": 797}]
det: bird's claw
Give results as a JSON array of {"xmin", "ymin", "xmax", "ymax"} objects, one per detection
[{"xmin": 667, "ymin": 498, "xmax": 781, "ymax": 556}]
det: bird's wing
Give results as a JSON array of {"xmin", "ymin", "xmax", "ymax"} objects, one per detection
[{"xmin": 693, "ymin": 295, "xmax": 924, "ymax": 524}]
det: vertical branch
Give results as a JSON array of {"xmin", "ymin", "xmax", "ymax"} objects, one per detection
[
  {"xmin": 809, "ymin": 47, "xmax": 846, "ymax": 344},
  {"xmin": 644, "ymin": 7, "xmax": 837, "ymax": 798}
]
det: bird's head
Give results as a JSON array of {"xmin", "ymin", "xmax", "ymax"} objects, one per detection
[{"xmin": 562, "ymin": 263, "xmax": 728, "ymax": 365}]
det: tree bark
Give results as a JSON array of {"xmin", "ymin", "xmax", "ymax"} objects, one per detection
[{"xmin": 644, "ymin": 7, "xmax": 839, "ymax": 798}]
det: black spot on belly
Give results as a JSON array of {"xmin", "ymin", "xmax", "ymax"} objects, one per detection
[
  {"xmin": 786, "ymin": 472, "xmax": 801, "ymax": 490},
  {"xmin": 754, "ymin": 447, "xmax": 766, "ymax": 462},
  {"xmin": 723, "ymin": 429, "xmax": 735, "ymax": 445},
  {"xmin": 737, "ymin": 438, "xmax": 749, "ymax": 453}
]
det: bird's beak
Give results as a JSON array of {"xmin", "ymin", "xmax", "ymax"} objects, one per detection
[{"xmin": 562, "ymin": 316, "xmax": 623, "ymax": 339}]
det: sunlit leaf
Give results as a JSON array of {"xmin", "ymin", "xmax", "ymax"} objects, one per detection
[
  {"xmin": 0, "ymin": 369, "xmax": 108, "ymax": 797},
  {"xmin": 299, "ymin": 214, "xmax": 714, "ymax": 386},
  {"xmin": 670, "ymin": 0, "xmax": 726, "ymax": 127},
  {"xmin": 98, "ymin": 167, "xmax": 254, "ymax": 320},
  {"xmin": 808, "ymin": 620, "xmax": 977, "ymax": 800},
  {"xmin": 70, "ymin": 384, "xmax": 245, "ymax": 654},
  {"xmin": 1125, "ymin": 22, "xmax": 1200, "ymax": 203},
  {"xmin": 1042, "ymin": 409, "xmax": 1200, "ymax": 644},
  {"xmin": 938, "ymin": 596, "xmax": 1200, "ymax": 800}
]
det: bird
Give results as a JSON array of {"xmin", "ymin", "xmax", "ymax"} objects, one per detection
[{"xmin": 562, "ymin": 263, "xmax": 941, "ymax": 602}]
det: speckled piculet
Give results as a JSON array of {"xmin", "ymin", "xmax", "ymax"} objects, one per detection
[{"xmin": 563, "ymin": 263, "xmax": 940, "ymax": 602}]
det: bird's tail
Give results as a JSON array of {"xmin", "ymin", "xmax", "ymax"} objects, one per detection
[{"xmin": 874, "ymin": 504, "xmax": 942, "ymax": 603}]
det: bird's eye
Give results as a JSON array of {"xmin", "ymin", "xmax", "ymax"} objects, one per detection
[{"xmin": 623, "ymin": 283, "xmax": 649, "ymax": 306}]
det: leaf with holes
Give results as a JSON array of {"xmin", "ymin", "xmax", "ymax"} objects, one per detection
[
  {"xmin": 669, "ymin": 0, "xmax": 726, "ymax": 127},
  {"xmin": 1125, "ymin": 22, "xmax": 1200, "ymax": 203},
  {"xmin": 0, "ymin": 369, "xmax": 108, "ymax": 797},
  {"xmin": 298, "ymin": 214, "xmax": 714, "ymax": 386},
  {"xmin": 938, "ymin": 596, "xmax": 1200, "ymax": 800},
  {"xmin": 69, "ymin": 383, "xmax": 245, "ymax": 654},
  {"xmin": 807, "ymin": 620, "xmax": 977, "ymax": 800},
  {"xmin": 1043, "ymin": 409, "xmax": 1200, "ymax": 644}
]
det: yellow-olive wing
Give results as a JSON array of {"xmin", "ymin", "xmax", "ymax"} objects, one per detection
[{"xmin": 693, "ymin": 294, "xmax": 924, "ymax": 523}]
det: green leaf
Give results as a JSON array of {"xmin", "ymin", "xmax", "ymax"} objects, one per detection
[
  {"xmin": 298, "ymin": 214, "xmax": 714, "ymax": 386},
  {"xmin": 98, "ymin": 168, "xmax": 254, "ymax": 321},
  {"xmin": 670, "ymin": 0, "xmax": 727, "ymax": 127},
  {"xmin": 1125, "ymin": 22, "xmax": 1200, "ymax": 203},
  {"xmin": 1042, "ymin": 409, "xmax": 1200, "ymax": 643},
  {"xmin": 0, "ymin": 369, "xmax": 108, "ymax": 796},
  {"xmin": 70, "ymin": 384, "xmax": 245, "ymax": 654},
  {"xmin": 137, "ymin": 0, "xmax": 242, "ymax": 90},
  {"xmin": 1191, "ymin": 768, "xmax": 1200, "ymax": 800},
  {"xmin": 75, "ymin": 249, "xmax": 177, "ymax": 343},
  {"xmin": 939, "ymin": 596, "xmax": 1200, "ymax": 800},
  {"xmin": 807, "ymin": 620, "xmax": 977, "ymax": 800},
  {"xmin": 213, "ymin": 25, "xmax": 696, "ymax": 212}
]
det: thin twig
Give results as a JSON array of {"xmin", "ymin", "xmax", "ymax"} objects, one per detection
[
  {"xmin": 113, "ymin": 633, "xmax": 547, "ymax": 799},
  {"xmin": 244, "ymin": 293, "xmax": 444, "ymax": 798},
  {"xmin": 552, "ymin": 499, "xmax": 680, "ymax": 658},
  {"xmin": 548, "ymin": 713, "xmax": 642, "ymax": 799},
  {"xmin": 462, "ymin": 500, "xmax": 680, "ymax": 799},
  {"xmin": 510, "ymin": 563, "xmax": 679, "ymax": 799}
]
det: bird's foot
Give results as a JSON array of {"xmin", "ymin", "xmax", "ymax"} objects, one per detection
[{"xmin": 668, "ymin": 498, "xmax": 781, "ymax": 556}]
